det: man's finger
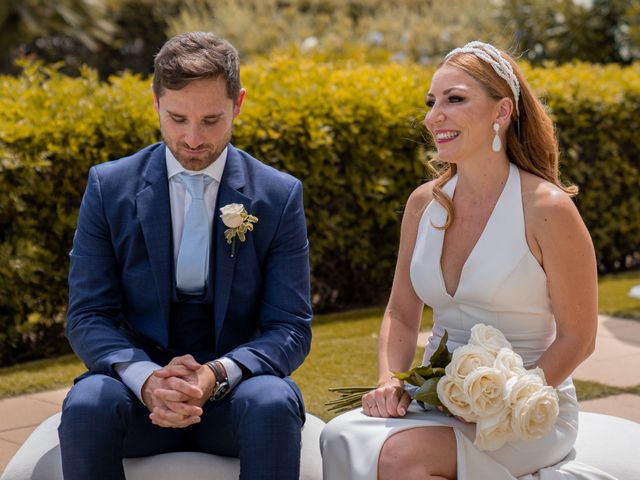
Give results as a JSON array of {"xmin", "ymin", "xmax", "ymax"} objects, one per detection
[
  {"xmin": 165, "ymin": 377, "xmax": 204, "ymax": 399},
  {"xmin": 153, "ymin": 387, "xmax": 191, "ymax": 403},
  {"xmin": 153, "ymin": 365, "xmax": 195, "ymax": 378},
  {"xmin": 168, "ymin": 354, "xmax": 201, "ymax": 370},
  {"xmin": 150, "ymin": 406, "xmax": 200, "ymax": 428},
  {"xmin": 164, "ymin": 400, "xmax": 202, "ymax": 417}
]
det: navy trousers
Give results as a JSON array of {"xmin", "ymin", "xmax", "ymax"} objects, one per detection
[{"xmin": 58, "ymin": 374, "xmax": 304, "ymax": 480}]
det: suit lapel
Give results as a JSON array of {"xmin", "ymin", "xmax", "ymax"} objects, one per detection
[
  {"xmin": 136, "ymin": 145, "xmax": 172, "ymax": 345},
  {"xmin": 213, "ymin": 146, "xmax": 252, "ymax": 345}
]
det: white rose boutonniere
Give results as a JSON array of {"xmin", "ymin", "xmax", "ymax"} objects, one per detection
[{"xmin": 220, "ymin": 203, "xmax": 258, "ymax": 257}]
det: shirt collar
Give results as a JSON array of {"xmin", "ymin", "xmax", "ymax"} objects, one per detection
[{"xmin": 165, "ymin": 145, "xmax": 227, "ymax": 183}]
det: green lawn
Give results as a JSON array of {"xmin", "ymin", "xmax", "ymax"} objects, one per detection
[
  {"xmin": 292, "ymin": 307, "xmax": 433, "ymax": 421},
  {"xmin": 0, "ymin": 354, "xmax": 86, "ymax": 399},
  {"xmin": 598, "ymin": 272, "xmax": 640, "ymax": 320},
  {"xmin": 2, "ymin": 271, "xmax": 639, "ymax": 421}
]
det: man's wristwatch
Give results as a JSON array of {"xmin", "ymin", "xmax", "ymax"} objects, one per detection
[{"xmin": 206, "ymin": 360, "xmax": 230, "ymax": 401}]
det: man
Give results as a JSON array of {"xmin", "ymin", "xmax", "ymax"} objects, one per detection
[{"xmin": 58, "ymin": 32, "xmax": 312, "ymax": 480}]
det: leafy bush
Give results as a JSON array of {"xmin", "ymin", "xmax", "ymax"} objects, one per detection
[
  {"xmin": 1, "ymin": 58, "xmax": 639, "ymax": 365},
  {"xmin": 0, "ymin": 62, "xmax": 158, "ymax": 365}
]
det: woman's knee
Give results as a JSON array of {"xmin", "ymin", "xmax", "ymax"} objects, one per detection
[{"xmin": 378, "ymin": 427, "xmax": 457, "ymax": 480}]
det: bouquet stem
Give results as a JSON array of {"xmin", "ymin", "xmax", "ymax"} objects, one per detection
[{"xmin": 325, "ymin": 386, "xmax": 376, "ymax": 414}]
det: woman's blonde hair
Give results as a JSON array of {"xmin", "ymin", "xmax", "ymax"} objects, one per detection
[{"xmin": 428, "ymin": 46, "xmax": 577, "ymax": 229}]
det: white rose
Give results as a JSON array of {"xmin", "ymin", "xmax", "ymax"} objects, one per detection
[
  {"xmin": 469, "ymin": 324, "xmax": 512, "ymax": 355},
  {"xmin": 474, "ymin": 408, "xmax": 515, "ymax": 451},
  {"xmin": 463, "ymin": 366, "xmax": 507, "ymax": 417},
  {"xmin": 220, "ymin": 203, "xmax": 245, "ymax": 228},
  {"xmin": 504, "ymin": 371, "xmax": 545, "ymax": 408},
  {"xmin": 528, "ymin": 366, "xmax": 548, "ymax": 384},
  {"xmin": 493, "ymin": 348, "xmax": 526, "ymax": 379},
  {"xmin": 446, "ymin": 344, "xmax": 495, "ymax": 381},
  {"xmin": 511, "ymin": 384, "xmax": 559, "ymax": 440},
  {"xmin": 437, "ymin": 376, "xmax": 478, "ymax": 421}
]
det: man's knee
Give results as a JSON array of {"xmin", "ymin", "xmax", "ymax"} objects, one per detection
[
  {"xmin": 232, "ymin": 376, "xmax": 304, "ymax": 426},
  {"xmin": 60, "ymin": 375, "xmax": 134, "ymax": 432}
]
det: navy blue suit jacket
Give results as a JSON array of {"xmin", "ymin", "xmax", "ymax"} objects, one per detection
[{"xmin": 67, "ymin": 143, "xmax": 312, "ymax": 381}]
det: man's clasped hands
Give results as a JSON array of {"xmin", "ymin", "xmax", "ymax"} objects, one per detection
[{"xmin": 142, "ymin": 354, "xmax": 219, "ymax": 428}]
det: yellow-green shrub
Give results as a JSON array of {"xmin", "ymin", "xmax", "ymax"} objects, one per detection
[
  {"xmin": 0, "ymin": 62, "xmax": 158, "ymax": 365},
  {"xmin": 524, "ymin": 62, "xmax": 640, "ymax": 271},
  {"xmin": 0, "ymin": 59, "xmax": 638, "ymax": 365}
]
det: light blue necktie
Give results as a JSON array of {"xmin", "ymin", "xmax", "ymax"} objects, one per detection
[{"xmin": 176, "ymin": 173, "xmax": 213, "ymax": 294}]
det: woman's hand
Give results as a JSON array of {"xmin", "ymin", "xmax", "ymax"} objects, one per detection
[{"xmin": 362, "ymin": 380, "xmax": 411, "ymax": 418}]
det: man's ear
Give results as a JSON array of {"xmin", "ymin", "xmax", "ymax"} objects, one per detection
[
  {"xmin": 152, "ymin": 89, "xmax": 160, "ymax": 114},
  {"xmin": 233, "ymin": 88, "xmax": 246, "ymax": 118}
]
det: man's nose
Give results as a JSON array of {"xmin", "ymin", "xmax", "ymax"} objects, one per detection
[{"xmin": 184, "ymin": 126, "xmax": 204, "ymax": 148}]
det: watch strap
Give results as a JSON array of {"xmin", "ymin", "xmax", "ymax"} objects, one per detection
[{"xmin": 206, "ymin": 360, "xmax": 230, "ymax": 401}]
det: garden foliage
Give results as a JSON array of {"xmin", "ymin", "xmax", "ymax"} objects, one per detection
[{"xmin": 0, "ymin": 58, "xmax": 638, "ymax": 365}]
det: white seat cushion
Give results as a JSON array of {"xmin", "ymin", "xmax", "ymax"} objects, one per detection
[
  {"xmin": 1, "ymin": 412, "xmax": 325, "ymax": 480},
  {"xmin": 3, "ymin": 411, "xmax": 638, "ymax": 480},
  {"xmin": 572, "ymin": 412, "xmax": 640, "ymax": 480}
]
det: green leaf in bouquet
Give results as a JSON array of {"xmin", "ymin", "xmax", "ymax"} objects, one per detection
[
  {"xmin": 393, "ymin": 368, "xmax": 426, "ymax": 386},
  {"xmin": 412, "ymin": 365, "xmax": 435, "ymax": 377},
  {"xmin": 392, "ymin": 371, "xmax": 413, "ymax": 381},
  {"xmin": 413, "ymin": 377, "xmax": 443, "ymax": 406},
  {"xmin": 428, "ymin": 330, "xmax": 452, "ymax": 368}
]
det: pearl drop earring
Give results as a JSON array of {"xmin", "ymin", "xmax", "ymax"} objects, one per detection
[{"xmin": 492, "ymin": 122, "xmax": 501, "ymax": 152}]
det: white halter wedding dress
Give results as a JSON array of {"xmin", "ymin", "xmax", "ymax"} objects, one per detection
[{"xmin": 320, "ymin": 163, "xmax": 617, "ymax": 480}]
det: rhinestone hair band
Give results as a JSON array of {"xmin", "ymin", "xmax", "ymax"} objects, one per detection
[{"xmin": 444, "ymin": 41, "xmax": 521, "ymax": 117}]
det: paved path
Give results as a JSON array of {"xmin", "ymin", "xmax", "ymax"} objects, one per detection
[{"xmin": 2, "ymin": 315, "xmax": 640, "ymax": 474}]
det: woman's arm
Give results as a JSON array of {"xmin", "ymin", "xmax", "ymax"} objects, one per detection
[
  {"xmin": 363, "ymin": 182, "xmax": 433, "ymax": 417},
  {"xmin": 528, "ymin": 184, "xmax": 598, "ymax": 387}
]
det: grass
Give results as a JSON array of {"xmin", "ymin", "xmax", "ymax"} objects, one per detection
[
  {"xmin": 0, "ymin": 354, "xmax": 86, "ymax": 399},
  {"xmin": 292, "ymin": 307, "xmax": 433, "ymax": 421},
  {"xmin": 1, "ymin": 271, "xmax": 639, "ymax": 420},
  {"xmin": 573, "ymin": 380, "xmax": 640, "ymax": 401},
  {"xmin": 597, "ymin": 271, "xmax": 640, "ymax": 320}
]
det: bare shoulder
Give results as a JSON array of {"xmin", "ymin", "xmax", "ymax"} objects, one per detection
[
  {"xmin": 404, "ymin": 180, "xmax": 436, "ymax": 221},
  {"xmin": 519, "ymin": 170, "xmax": 584, "ymax": 237}
]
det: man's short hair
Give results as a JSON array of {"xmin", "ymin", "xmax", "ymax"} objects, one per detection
[{"xmin": 152, "ymin": 32, "xmax": 241, "ymax": 100}]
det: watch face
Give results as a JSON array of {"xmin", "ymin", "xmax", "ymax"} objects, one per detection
[{"xmin": 212, "ymin": 381, "xmax": 230, "ymax": 401}]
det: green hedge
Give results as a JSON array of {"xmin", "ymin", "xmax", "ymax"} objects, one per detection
[{"xmin": 1, "ymin": 58, "xmax": 639, "ymax": 365}]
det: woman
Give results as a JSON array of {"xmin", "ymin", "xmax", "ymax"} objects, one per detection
[{"xmin": 320, "ymin": 41, "xmax": 602, "ymax": 479}]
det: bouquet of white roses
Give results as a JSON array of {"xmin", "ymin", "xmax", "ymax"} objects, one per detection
[
  {"xmin": 437, "ymin": 324, "xmax": 559, "ymax": 450},
  {"xmin": 327, "ymin": 324, "xmax": 559, "ymax": 451}
]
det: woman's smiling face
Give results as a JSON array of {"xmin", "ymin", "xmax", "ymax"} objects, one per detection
[{"xmin": 424, "ymin": 64, "xmax": 501, "ymax": 164}]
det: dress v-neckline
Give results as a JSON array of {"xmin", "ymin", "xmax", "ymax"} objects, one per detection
[{"xmin": 438, "ymin": 164, "xmax": 515, "ymax": 299}]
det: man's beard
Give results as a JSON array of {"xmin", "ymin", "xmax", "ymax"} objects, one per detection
[{"xmin": 163, "ymin": 126, "xmax": 232, "ymax": 171}]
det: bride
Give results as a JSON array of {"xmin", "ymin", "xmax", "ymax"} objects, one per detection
[{"xmin": 320, "ymin": 41, "xmax": 603, "ymax": 480}]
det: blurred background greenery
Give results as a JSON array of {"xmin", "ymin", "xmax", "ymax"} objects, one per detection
[
  {"xmin": 1, "ymin": 0, "xmax": 639, "ymax": 368},
  {"xmin": 1, "ymin": 0, "xmax": 639, "ymax": 77}
]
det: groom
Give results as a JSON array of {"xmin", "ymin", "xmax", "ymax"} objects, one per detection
[{"xmin": 58, "ymin": 32, "xmax": 312, "ymax": 480}]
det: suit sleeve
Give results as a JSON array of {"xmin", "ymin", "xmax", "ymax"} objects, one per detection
[
  {"xmin": 67, "ymin": 167, "xmax": 152, "ymax": 375},
  {"xmin": 225, "ymin": 180, "xmax": 313, "ymax": 378}
]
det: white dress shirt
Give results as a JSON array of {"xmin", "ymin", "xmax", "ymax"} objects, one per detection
[{"xmin": 115, "ymin": 145, "xmax": 242, "ymax": 403}]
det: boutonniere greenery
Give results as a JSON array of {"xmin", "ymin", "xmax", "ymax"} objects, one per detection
[{"xmin": 220, "ymin": 203, "xmax": 258, "ymax": 257}]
